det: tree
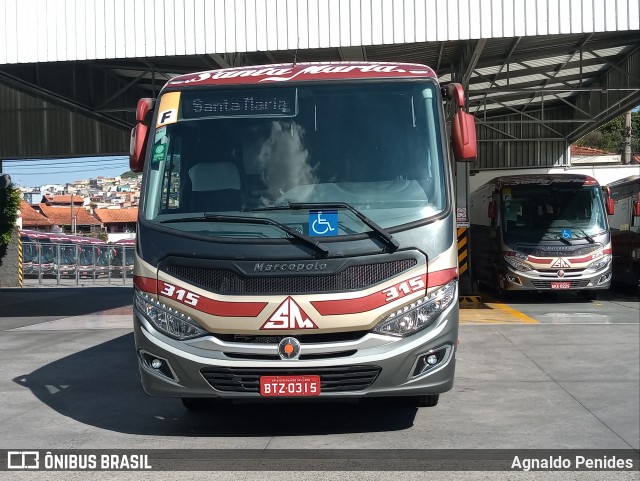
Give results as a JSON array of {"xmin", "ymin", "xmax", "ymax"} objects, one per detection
[
  {"xmin": 121, "ymin": 170, "xmax": 141, "ymax": 179},
  {"xmin": 576, "ymin": 111, "xmax": 640, "ymax": 154},
  {"xmin": 0, "ymin": 177, "xmax": 21, "ymax": 246}
]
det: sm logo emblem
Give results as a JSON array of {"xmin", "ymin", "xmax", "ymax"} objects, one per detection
[
  {"xmin": 552, "ymin": 258, "xmax": 571, "ymax": 268},
  {"xmin": 260, "ymin": 297, "xmax": 318, "ymax": 330}
]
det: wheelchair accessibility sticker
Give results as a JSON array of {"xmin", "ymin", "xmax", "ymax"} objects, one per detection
[
  {"xmin": 309, "ymin": 210, "xmax": 338, "ymax": 236},
  {"xmin": 561, "ymin": 229, "xmax": 572, "ymax": 239}
]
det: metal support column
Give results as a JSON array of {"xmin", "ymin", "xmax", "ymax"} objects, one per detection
[{"xmin": 455, "ymin": 161, "xmax": 472, "ymax": 296}]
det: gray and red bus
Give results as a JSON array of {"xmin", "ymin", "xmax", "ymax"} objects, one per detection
[
  {"xmin": 470, "ymin": 174, "xmax": 614, "ymax": 299},
  {"xmin": 129, "ymin": 62, "xmax": 476, "ymax": 408}
]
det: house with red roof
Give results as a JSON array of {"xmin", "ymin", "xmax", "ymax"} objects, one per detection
[
  {"xmin": 93, "ymin": 208, "xmax": 138, "ymax": 242},
  {"xmin": 18, "ymin": 200, "xmax": 54, "ymax": 231},
  {"xmin": 37, "ymin": 203, "xmax": 101, "ymax": 235}
]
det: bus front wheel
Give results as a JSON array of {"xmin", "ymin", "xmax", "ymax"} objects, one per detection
[{"xmin": 412, "ymin": 394, "xmax": 439, "ymax": 407}]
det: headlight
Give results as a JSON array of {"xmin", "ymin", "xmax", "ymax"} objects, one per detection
[
  {"xmin": 134, "ymin": 289, "xmax": 207, "ymax": 340},
  {"xmin": 504, "ymin": 255, "xmax": 532, "ymax": 271},
  {"xmin": 372, "ymin": 280, "xmax": 457, "ymax": 337},
  {"xmin": 585, "ymin": 254, "xmax": 612, "ymax": 273}
]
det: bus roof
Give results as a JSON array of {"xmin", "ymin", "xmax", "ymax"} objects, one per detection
[
  {"xmin": 487, "ymin": 174, "xmax": 600, "ymax": 188},
  {"xmin": 166, "ymin": 62, "xmax": 437, "ymax": 89}
]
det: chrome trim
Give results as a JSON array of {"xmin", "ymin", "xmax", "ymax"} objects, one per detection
[{"xmin": 186, "ymin": 332, "xmax": 398, "ymax": 355}]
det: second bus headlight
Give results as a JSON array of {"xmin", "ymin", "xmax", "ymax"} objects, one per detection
[
  {"xmin": 585, "ymin": 254, "xmax": 612, "ymax": 273},
  {"xmin": 134, "ymin": 289, "xmax": 207, "ymax": 340},
  {"xmin": 373, "ymin": 280, "xmax": 457, "ymax": 337},
  {"xmin": 504, "ymin": 255, "xmax": 532, "ymax": 271}
]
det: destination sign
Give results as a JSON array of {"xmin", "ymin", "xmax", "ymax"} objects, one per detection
[{"xmin": 181, "ymin": 89, "xmax": 297, "ymax": 119}]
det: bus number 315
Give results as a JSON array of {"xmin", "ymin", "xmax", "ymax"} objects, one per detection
[
  {"xmin": 382, "ymin": 276, "xmax": 425, "ymax": 302},
  {"xmin": 160, "ymin": 283, "xmax": 200, "ymax": 306}
]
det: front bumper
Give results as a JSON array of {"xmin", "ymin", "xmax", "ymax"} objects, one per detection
[
  {"xmin": 499, "ymin": 265, "xmax": 612, "ymax": 291},
  {"xmin": 133, "ymin": 301, "xmax": 458, "ymax": 399}
]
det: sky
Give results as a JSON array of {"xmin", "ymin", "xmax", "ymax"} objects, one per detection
[{"xmin": 1, "ymin": 156, "xmax": 132, "ymax": 190}]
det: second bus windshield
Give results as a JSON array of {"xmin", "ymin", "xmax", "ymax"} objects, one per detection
[{"xmin": 501, "ymin": 184, "xmax": 608, "ymax": 240}]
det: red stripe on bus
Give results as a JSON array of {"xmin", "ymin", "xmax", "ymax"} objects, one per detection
[
  {"xmin": 312, "ymin": 268, "xmax": 457, "ymax": 316},
  {"xmin": 188, "ymin": 296, "xmax": 268, "ymax": 318},
  {"xmin": 135, "ymin": 276, "xmax": 267, "ymax": 317},
  {"xmin": 133, "ymin": 275, "xmax": 157, "ymax": 294},
  {"xmin": 527, "ymin": 257, "xmax": 553, "ymax": 264},
  {"xmin": 427, "ymin": 268, "xmax": 458, "ymax": 288},
  {"xmin": 569, "ymin": 255, "xmax": 592, "ymax": 263}
]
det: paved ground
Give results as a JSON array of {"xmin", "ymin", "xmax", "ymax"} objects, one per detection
[{"xmin": 0, "ymin": 285, "xmax": 638, "ymax": 478}]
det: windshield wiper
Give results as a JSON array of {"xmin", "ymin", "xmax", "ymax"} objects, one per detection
[
  {"xmin": 576, "ymin": 228, "xmax": 595, "ymax": 243},
  {"xmin": 250, "ymin": 202, "xmax": 399, "ymax": 252},
  {"xmin": 554, "ymin": 234, "xmax": 573, "ymax": 245},
  {"xmin": 160, "ymin": 214, "xmax": 329, "ymax": 257}
]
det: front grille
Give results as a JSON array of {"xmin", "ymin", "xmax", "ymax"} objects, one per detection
[
  {"xmin": 531, "ymin": 280, "xmax": 590, "ymax": 289},
  {"xmin": 201, "ymin": 365, "xmax": 381, "ymax": 393},
  {"xmin": 164, "ymin": 259, "xmax": 416, "ymax": 295},
  {"xmin": 516, "ymin": 245, "xmax": 601, "ymax": 257},
  {"xmin": 223, "ymin": 350, "xmax": 358, "ymax": 361},
  {"xmin": 215, "ymin": 331, "xmax": 368, "ymax": 344}
]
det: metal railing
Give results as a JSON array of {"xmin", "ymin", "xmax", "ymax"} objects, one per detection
[{"xmin": 21, "ymin": 241, "xmax": 134, "ymax": 286}]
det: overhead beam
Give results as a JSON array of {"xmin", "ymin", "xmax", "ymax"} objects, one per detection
[
  {"xmin": 518, "ymin": 34, "xmax": 593, "ymax": 112},
  {"xmin": 461, "ymin": 39, "xmax": 487, "ymax": 88},
  {"xmin": 473, "ymin": 32, "xmax": 637, "ymax": 70},
  {"xmin": 585, "ymin": 49, "xmax": 640, "ymax": 83},
  {"xmin": 208, "ymin": 53, "xmax": 231, "ymax": 68},
  {"xmin": 339, "ymin": 46, "xmax": 366, "ymax": 61},
  {"xmin": 0, "ymin": 70, "xmax": 131, "ymax": 130},
  {"xmin": 568, "ymin": 46, "xmax": 640, "ymax": 141}
]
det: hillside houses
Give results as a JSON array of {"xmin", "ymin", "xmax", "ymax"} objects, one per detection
[{"xmin": 18, "ymin": 173, "xmax": 142, "ymax": 242}]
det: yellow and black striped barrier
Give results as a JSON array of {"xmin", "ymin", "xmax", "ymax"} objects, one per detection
[
  {"xmin": 457, "ymin": 227, "xmax": 469, "ymax": 276},
  {"xmin": 459, "ymin": 296, "xmax": 481, "ymax": 304},
  {"xmin": 18, "ymin": 228, "xmax": 23, "ymax": 287}
]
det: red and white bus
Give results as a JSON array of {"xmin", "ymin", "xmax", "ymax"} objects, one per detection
[
  {"xmin": 129, "ymin": 62, "xmax": 476, "ymax": 409},
  {"xmin": 20, "ymin": 229, "xmax": 55, "ymax": 277},
  {"xmin": 111, "ymin": 238, "xmax": 136, "ymax": 278}
]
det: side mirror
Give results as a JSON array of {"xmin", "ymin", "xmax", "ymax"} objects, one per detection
[
  {"xmin": 488, "ymin": 201, "xmax": 497, "ymax": 219},
  {"xmin": 452, "ymin": 110, "xmax": 477, "ymax": 161},
  {"xmin": 603, "ymin": 186, "xmax": 615, "ymax": 216},
  {"xmin": 129, "ymin": 98, "xmax": 154, "ymax": 173},
  {"xmin": 446, "ymin": 83, "xmax": 477, "ymax": 162}
]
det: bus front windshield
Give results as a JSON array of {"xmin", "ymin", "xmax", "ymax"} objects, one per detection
[
  {"xmin": 142, "ymin": 81, "xmax": 446, "ymax": 239},
  {"xmin": 501, "ymin": 184, "xmax": 608, "ymax": 242}
]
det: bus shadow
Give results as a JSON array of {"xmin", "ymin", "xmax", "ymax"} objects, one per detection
[
  {"xmin": 0, "ymin": 287, "xmax": 133, "ymax": 318},
  {"xmin": 13, "ymin": 333, "xmax": 418, "ymax": 436}
]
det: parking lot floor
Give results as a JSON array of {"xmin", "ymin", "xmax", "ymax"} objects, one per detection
[{"xmin": 0, "ymin": 286, "xmax": 638, "ymax": 478}]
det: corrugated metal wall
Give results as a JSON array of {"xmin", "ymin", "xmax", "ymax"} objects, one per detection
[
  {"xmin": 1, "ymin": 0, "xmax": 639, "ymax": 64},
  {"xmin": 0, "ymin": 84, "xmax": 129, "ymax": 157},
  {"xmin": 476, "ymin": 109, "xmax": 570, "ymax": 169}
]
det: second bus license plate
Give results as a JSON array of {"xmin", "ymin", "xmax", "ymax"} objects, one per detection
[
  {"xmin": 550, "ymin": 282, "xmax": 571, "ymax": 289},
  {"xmin": 259, "ymin": 375, "xmax": 321, "ymax": 397}
]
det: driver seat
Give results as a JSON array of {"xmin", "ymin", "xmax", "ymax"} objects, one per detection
[{"xmin": 188, "ymin": 162, "xmax": 242, "ymax": 212}]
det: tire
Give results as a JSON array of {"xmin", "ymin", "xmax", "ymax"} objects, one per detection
[
  {"xmin": 413, "ymin": 394, "xmax": 439, "ymax": 407},
  {"xmin": 181, "ymin": 397, "xmax": 213, "ymax": 411},
  {"xmin": 494, "ymin": 269, "xmax": 506, "ymax": 298}
]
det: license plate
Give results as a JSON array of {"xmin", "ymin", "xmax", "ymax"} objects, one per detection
[
  {"xmin": 551, "ymin": 282, "xmax": 571, "ymax": 289},
  {"xmin": 260, "ymin": 375, "xmax": 321, "ymax": 397}
]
